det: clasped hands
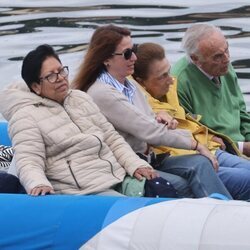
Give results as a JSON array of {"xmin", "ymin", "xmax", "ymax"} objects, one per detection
[
  {"xmin": 214, "ymin": 139, "xmax": 250, "ymax": 158},
  {"xmin": 243, "ymin": 142, "xmax": 250, "ymax": 157}
]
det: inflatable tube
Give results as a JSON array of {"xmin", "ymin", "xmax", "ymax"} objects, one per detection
[
  {"xmin": 0, "ymin": 194, "xmax": 250, "ymax": 250},
  {"xmin": 0, "ymin": 194, "xmax": 166, "ymax": 249},
  {"xmin": 0, "ymin": 121, "xmax": 11, "ymax": 146}
]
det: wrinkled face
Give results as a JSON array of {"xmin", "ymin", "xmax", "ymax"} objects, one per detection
[
  {"xmin": 193, "ymin": 31, "xmax": 230, "ymax": 77},
  {"xmin": 142, "ymin": 58, "xmax": 174, "ymax": 100},
  {"xmin": 105, "ymin": 36, "xmax": 137, "ymax": 83},
  {"xmin": 32, "ymin": 56, "xmax": 69, "ymax": 104}
]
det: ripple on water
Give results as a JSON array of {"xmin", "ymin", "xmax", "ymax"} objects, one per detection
[{"xmin": 0, "ymin": 0, "xmax": 250, "ymax": 112}]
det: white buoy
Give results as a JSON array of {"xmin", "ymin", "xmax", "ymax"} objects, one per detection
[{"xmin": 82, "ymin": 197, "xmax": 250, "ymax": 250}]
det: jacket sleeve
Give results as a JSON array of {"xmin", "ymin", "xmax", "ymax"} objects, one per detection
[
  {"xmin": 96, "ymin": 110, "xmax": 153, "ymax": 176},
  {"xmin": 9, "ymin": 110, "xmax": 52, "ymax": 192},
  {"xmin": 88, "ymin": 83, "xmax": 193, "ymax": 150},
  {"xmin": 76, "ymin": 93, "xmax": 153, "ymax": 176}
]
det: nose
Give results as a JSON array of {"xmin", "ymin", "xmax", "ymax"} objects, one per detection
[
  {"xmin": 224, "ymin": 53, "xmax": 230, "ymax": 63},
  {"xmin": 166, "ymin": 75, "xmax": 174, "ymax": 86},
  {"xmin": 223, "ymin": 50, "xmax": 230, "ymax": 63},
  {"xmin": 131, "ymin": 52, "xmax": 137, "ymax": 61},
  {"xmin": 57, "ymin": 72, "xmax": 65, "ymax": 82}
]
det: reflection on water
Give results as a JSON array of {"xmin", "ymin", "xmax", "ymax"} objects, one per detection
[{"xmin": 0, "ymin": 0, "xmax": 250, "ymax": 108}]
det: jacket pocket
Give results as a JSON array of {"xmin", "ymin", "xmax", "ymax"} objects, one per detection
[{"xmin": 67, "ymin": 160, "xmax": 81, "ymax": 189}]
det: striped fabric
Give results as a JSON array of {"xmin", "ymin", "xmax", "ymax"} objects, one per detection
[
  {"xmin": 98, "ymin": 71, "xmax": 136, "ymax": 104},
  {"xmin": 0, "ymin": 145, "xmax": 13, "ymax": 171}
]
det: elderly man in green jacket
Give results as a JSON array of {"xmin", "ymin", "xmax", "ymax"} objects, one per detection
[{"xmin": 172, "ymin": 23, "xmax": 250, "ymax": 157}]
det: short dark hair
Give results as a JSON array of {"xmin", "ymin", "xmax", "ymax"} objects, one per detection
[
  {"xmin": 21, "ymin": 44, "xmax": 61, "ymax": 91},
  {"xmin": 133, "ymin": 42, "xmax": 165, "ymax": 82}
]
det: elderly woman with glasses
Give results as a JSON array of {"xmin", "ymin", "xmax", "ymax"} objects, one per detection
[
  {"xmin": 0, "ymin": 44, "xmax": 162, "ymax": 196},
  {"xmin": 73, "ymin": 24, "xmax": 232, "ymax": 199}
]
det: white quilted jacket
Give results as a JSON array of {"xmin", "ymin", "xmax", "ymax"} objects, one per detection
[{"xmin": 0, "ymin": 83, "xmax": 150, "ymax": 194}]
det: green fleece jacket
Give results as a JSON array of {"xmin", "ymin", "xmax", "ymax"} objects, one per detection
[{"xmin": 172, "ymin": 56, "xmax": 250, "ymax": 143}]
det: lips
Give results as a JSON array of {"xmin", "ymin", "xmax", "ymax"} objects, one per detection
[{"xmin": 56, "ymin": 83, "xmax": 68, "ymax": 92}]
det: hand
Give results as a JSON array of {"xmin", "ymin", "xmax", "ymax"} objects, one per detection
[
  {"xmin": 133, "ymin": 167, "xmax": 159, "ymax": 181},
  {"xmin": 212, "ymin": 136, "xmax": 226, "ymax": 150},
  {"xmin": 155, "ymin": 111, "xmax": 178, "ymax": 129},
  {"xmin": 192, "ymin": 140, "xmax": 219, "ymax": 172},
  {"xmin": 243, "ymin": 142, "xmax": 250, "ymax": 157},
  {"xmin": 29, "ymin": 185, "xmax": 55, "ymax": 196}
]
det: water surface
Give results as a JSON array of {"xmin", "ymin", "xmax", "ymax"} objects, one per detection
[{"xmin": 0, "ymin": 0, "xmax": 250, "ymax": 109}]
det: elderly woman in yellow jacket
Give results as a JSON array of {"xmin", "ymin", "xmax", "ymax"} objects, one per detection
[
  {"xmin": 133, "ymin": 42, "xmax": 250, "ymax": 200},
  {"xmin": 137, "ymin": 76, "xmax": 238, "ymax": 157}
]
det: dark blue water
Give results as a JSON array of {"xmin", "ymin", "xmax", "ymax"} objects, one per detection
[{"xmin": 0, "ymin": 0, "xmax": 250, "ymax": 111}]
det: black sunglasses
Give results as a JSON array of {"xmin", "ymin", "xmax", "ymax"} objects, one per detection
[{"xmin": 112, "ymin": 44, "xmax": 138, "ymax": 60}]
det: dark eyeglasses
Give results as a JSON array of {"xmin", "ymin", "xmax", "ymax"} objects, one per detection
[
  {"xmin": 39, "ymin": 66, "xmax": 69, "ymax": 84},
  {"xmin": 112, "ymin": 44, "xmax": 138, "ymax": 60}
]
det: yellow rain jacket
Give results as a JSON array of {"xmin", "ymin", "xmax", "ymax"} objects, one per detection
[{"xmin": 140, "ymin": 79, "xmax": 241, "ymax": 156}]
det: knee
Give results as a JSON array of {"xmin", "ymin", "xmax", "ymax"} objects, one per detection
[
  {"xmin": 234, "ymin": 172, "xmax": 250, "ymax": 186},
  {"xmin": 0, "ymin": 172, "xmax": 22, "ymax": 193},
  {"xmin": 190, "ymin": 155, "xmax": 214, "ymax": 170}
]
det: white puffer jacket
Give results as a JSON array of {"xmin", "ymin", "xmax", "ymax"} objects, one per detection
[{"xmin": 0, "ymin": 83, "xmax": 151, "ymax": 194}]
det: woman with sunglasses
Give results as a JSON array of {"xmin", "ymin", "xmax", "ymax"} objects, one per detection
[
  {"xmin": 0, "ymin": 44, "xmax": 161, "ymax": 196},
  {"xmin": 73, "ymin": 24, "xmax": 232, "ymax": 199}
]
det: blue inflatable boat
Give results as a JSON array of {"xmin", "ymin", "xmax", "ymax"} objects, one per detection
[
  {"xmin": 1, "ymin": 121, "xmax": 250, "ymax": 250},
  {"xmin": 0, "ymin": 194, "xmax": 250, "ymax": 250},
  {"xmin": 0, "ymin": 121, "xmax": 11, "ymax": 146}
]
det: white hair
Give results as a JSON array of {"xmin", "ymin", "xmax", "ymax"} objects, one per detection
[{"xmin": 182, "ymin": 23, "xmax": 223, "ymax": 58}]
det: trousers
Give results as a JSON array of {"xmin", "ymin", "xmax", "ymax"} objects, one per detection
[
  {"xmin": 155, "ymin": 154, "xmax": 232, "ymax": 199},
  {"xmin": 216, "ymin": 149, "xmax": 250, "ymax": 200}
]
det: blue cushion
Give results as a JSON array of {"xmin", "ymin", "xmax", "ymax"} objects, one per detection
[{"xmin": 0, "ymin": 122, "xmax": 11, "ymax": 146}]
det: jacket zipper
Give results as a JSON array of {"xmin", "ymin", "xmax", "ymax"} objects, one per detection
[
  {"xmin": 63, "ymin": 96, "xmax": 121, "ymax": 181},
  {"xmin": 67, "ymin": 160, "xmax": 81, "ymax": 189},
  {"xmin": 92, "ymin": 134, "xmax": 121, "ymax": 180}
]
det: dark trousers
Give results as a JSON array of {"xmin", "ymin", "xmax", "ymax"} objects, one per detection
[{"xmin": 0, "ymin": 171, "xmax": 25, "ymax": 193}]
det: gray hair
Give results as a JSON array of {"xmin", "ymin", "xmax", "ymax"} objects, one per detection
[{"xmin": 182, "ymin": 23, "xmax": 223, "ymax": 58}]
